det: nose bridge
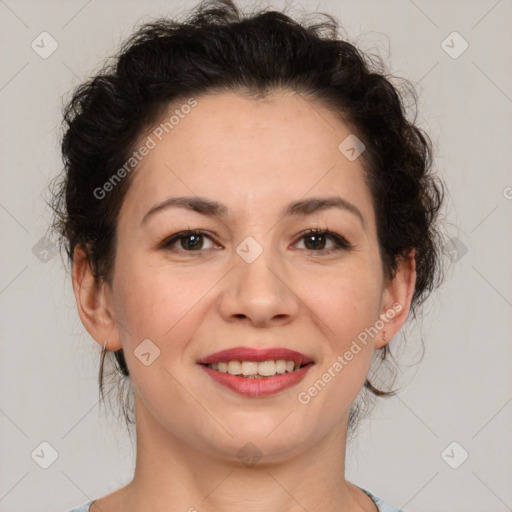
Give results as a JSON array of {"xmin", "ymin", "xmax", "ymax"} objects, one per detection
[{"xmin": 217, "ymin": 233, "xmax": 300, "ymax": 326}]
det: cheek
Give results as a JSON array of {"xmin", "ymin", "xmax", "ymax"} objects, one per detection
[
  {"xmin": 297, "ymin": 262, "xmax": 382, "ymax": 395},
  {"xmin": 109, "ymin": 265, "xmax": 208, "ymax": 405},
  {"xmin": 302, "ymin": 264, "xmax": 382, "ymax": 341},
  {"xmin": 111, "ymin": 253, "xmax": 220, "ymax": 348},
  {"xmin": 294, "ymin": 271, "xmax": 380, "ymax": 415}
]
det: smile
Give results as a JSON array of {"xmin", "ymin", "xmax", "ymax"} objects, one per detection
[
  {"xmin": 204, "ymin": 359, "xmax": 306, "ymax": 378},
  {"xmin": 197, "ymin": 346, "xmax": 315, "ymax": 397}
]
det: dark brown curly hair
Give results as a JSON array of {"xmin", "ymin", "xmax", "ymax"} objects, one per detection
[{"xmin": 49, "ymin": 0, "xmax": 445, "ymax": 433}]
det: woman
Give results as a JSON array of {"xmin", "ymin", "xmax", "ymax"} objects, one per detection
[{"xmin": 52, "ymin": 0, "xmax": 445, "ymax": 510}]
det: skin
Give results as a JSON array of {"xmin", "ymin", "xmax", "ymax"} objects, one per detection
[{"xmin": 73, "ymin": 89, "xmax": 416, "ymax": 512}]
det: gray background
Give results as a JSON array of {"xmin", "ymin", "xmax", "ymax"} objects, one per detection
[{"xmin": 1, "ymin": 1, "xmax": 511, "ymax": 511}]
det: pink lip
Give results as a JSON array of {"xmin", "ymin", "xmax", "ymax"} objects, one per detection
[
  {"xmin": 199, "ymin": 363, "xmax": 314, "ymax": 398},
  {"xmin": 197, "ymin": 347, "xmax": 314, "ymax": 365},
  {"xmin": 197, "ymin": 347, "xmax": 315, "ymax": 398}
]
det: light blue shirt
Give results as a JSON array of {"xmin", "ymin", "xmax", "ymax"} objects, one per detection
[{"xmin": 66, "ymin": 488, "xmax": 406, "ymax": 511}]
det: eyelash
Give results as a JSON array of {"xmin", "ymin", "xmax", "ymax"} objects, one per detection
[{"xmin": 160, "ymin": 228, "xmax": 353, "ymax": 255}]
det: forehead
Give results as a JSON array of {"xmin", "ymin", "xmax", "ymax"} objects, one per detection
[{"xmin": 122, "ymin": 90, "xmax": 374, "ymax": 227}]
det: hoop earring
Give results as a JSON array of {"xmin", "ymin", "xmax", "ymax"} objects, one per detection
[
  {"xmin": 382, "ymin": 331, "xmax": 387, "ymax": 343},
  {"xmin": 103, "ymin": 339, "xmax": 108, "ymax": 352}
]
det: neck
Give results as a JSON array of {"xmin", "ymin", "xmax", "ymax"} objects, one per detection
[{"xmin": 120, "ymin": 392, "xmax": 372, "ymax": 512}]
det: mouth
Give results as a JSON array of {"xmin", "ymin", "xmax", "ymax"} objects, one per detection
[
  {"xmin": 200, "ymin": 360, "xmax": 313, "ymax": 378},
  {"xmin": 197, "ymin": 347, "xmax": 315, "ymax": 397}
]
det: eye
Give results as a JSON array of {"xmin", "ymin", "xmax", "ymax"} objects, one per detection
[
  {"xmin": 161, "ymin": 230, "xmax": 218, "ymax": 252},
  {"xmin": 293, "ymin": 229, "xmax": 352, "ymax": 254},
  {"xmin": 160, "ymin": 228, "xmax": 352, "ymax": 255}
]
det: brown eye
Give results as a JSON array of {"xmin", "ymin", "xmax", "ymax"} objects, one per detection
[
  {"xmin": 294, "ymin": 229, "xmax": 352, "ymax": 253},
  {"xmin": 303, "ymin": 232, "xmax": 328, "ymax": 250},
  {"xmin": 180, "ymin": 233, "xmax": 204, "ymax": 250},
  {"xmin": 162, "ymin": 230, "xmax": 216, "ymax": 252}
]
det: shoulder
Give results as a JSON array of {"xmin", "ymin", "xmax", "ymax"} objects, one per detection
[
  {"xmin": 66, "ymin": 500, "xmax": 94, "ymax": 512},
  {"xmin": 360, "ymin": 487, "xmax": 407, "ymax": 512}
]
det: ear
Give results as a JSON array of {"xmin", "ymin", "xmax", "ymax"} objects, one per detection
[
  {"xmin": 71, "ymin": 244, "xmax": 123, "ymax": 351},
  {"xmin": 374, "ymin": 249, "xmax": 417, "ymax": 349}
]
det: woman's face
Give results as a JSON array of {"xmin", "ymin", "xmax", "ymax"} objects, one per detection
[{"xmin": 82, "ymin": 90, "xmax": 414, "ymax": 462}]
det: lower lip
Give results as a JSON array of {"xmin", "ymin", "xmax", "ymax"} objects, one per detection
[{"xmin": 199, "ymin": 363, "xmax": 314, "ymax": 397}]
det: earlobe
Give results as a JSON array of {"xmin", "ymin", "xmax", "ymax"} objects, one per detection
[
  {"xmin": 375, "ymin": 249, "xmax": 417, "ymax": 349},
  {"xmin": 71, "ymin": 244, "xmax": 123, "ymax": 351}
]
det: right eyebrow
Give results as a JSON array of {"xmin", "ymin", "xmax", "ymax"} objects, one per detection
[{"xmin": 141, "ymin": 195, "xmax": 365, "ymax": 229}]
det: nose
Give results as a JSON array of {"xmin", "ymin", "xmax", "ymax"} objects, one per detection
[{"xmin": 217, "ymin": 245, "xmax": 300, "ymax": 328}]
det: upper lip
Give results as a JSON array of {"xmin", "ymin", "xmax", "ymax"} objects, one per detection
[{"xmin": 197, "ymin": 347, "xmax": 315, "ymax": 366}]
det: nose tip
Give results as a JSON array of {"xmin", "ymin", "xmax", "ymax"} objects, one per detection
[
  {"xmin": 217, "ymin": 258, "xmax": 300, "ymax": 328},
  {"xmin": 232, "ymin": 311, "xmax": 291, "ymax": 326}
]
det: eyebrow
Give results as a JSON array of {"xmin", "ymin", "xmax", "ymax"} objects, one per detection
[{"xmin": 141, "ymin": 195, "xmax": 365, "ymax": 228}]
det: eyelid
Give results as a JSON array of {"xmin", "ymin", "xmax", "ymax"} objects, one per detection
[
  {"xmin": 160, "ymin": 229, "xmax": 218, "ymax": 251},
  {"xmin": 161, "ymin": 228, "xmax": 353, "ymax": 254},
  {"xmin": 292, "ymin": 228, "xmax": 353, "ymax": 252}
]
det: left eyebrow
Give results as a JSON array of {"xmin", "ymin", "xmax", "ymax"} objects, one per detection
[
  {"xmin": 141, "ymin": 195, "xmax": 365, "ymax": 229},
  {"xmin": 283, "ymin": 197, "xmax": 365, "ymax": 228},
  {"xmin": 141, "ymin": 196, "xmax": 228, "ymax": 225}
]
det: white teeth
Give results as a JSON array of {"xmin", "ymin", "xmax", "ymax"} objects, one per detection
[
  {"xmin": 275, "ymin": 360, "xmax": 286, "ymax": 374},
  {"xmin": 257, "ymin": 360, "xmax": 276, "ymax": 377},
  {"xmin": 206, "ymin": 359, "xmax": 305, "ymax": 377},
  {"xmin": 227, "ymin": 361, "xmax": 242, "ymax": 375},
  {"xmin": 242, "ymin": 361, "xmax": 258, "ymax": 376}
]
